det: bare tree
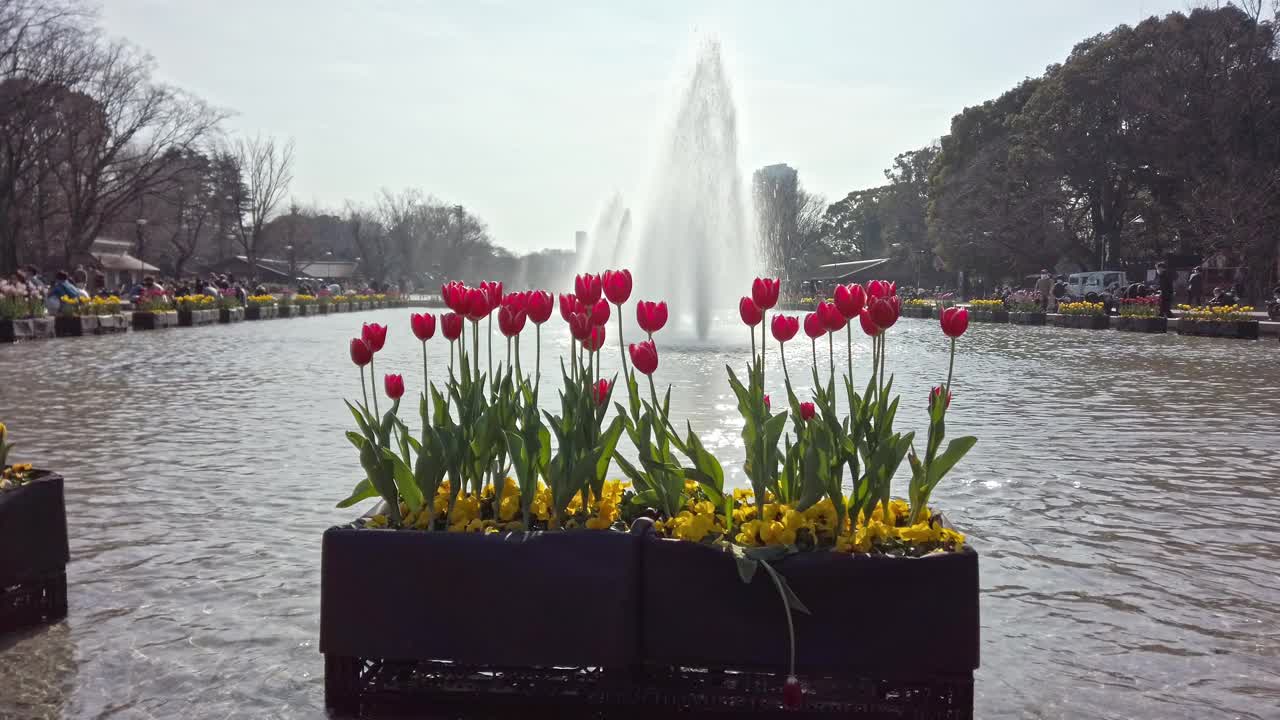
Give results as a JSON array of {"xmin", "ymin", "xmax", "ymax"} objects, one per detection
[{"xmin": 229, "ymin": 134, "xmax": 294, "ymax": 279}]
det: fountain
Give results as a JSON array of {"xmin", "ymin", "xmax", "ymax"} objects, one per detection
[{"xmin": 577, "ymin": 38, "xmax": 758, "ymax": 339}]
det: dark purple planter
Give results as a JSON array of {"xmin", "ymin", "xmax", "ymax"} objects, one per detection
[
  {"xmin": 177, "ymin": 308, "xmax": 219, "ymax": 327},
  {"xmin": 245, "ymin": 305, "xmax": 278, "ymax": 321},
  {"xmin": 971, "ymin": 309, "xmax": 1009, "ymax": 323},
  {"xmin": 132, "ymin": 311, "xmax": 178, "ymax": 330},
  {"xmin": 95, "ymin": 314, "xmax": 128, "ymax": 333},
  {"xmin": 1114, "ymin": 316, "xmax": 1167, "ymax": 333},
  {"xmin": 218, "ymin": 307, "xmax": 244, "ymax": 323},
  {"xmin": 1049, "ymin": 314, "xmax": 1109, "ymax": 330},
  {"xmin": 1177, "ymin": 319, "xmax": 1259, "ymax": 339},
  {"xmin": 0, "ymin": 471, "xmax": 69, "ymax": 633},
  {"xmin": 54, "ymin": 314, "xmax": 99, "ymax": 336},
  {"xmin": 1008, "ymin": 311, "xmax": 1046, "ymax": 325},
  {"xmin": 901, "ymin": 306, "xmax": 936, "ymax": 320}
]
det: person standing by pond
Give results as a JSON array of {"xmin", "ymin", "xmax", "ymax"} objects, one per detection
[
  {"xmin": 1035, "ymin": 270, "xmax": 1054, "ymax": 312},
  {"xmin": 1187, "ymin": 266, "xmax": 1204, "ymax": 306},
  {"xmin": 1156, "ymin": 262, "xmax": 1175, "ymax": 317}
]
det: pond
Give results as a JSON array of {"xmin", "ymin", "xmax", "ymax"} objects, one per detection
[{"xmin": 1, "ymin": 310, "xmax": 1278, "ymax": 719}]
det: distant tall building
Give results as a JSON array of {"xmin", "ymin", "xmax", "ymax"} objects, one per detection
[{"xmin": 575, "ymin": 231, "xmax": 587, "ymax": 257}]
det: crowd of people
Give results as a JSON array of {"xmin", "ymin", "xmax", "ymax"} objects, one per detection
[
  {"xmin": 6, "ymin": 263, "xmax": 399, "ymax": 315},
  {"xmin": 978, "ymin": 264, "xmax": 1259, "ymax": 317}
]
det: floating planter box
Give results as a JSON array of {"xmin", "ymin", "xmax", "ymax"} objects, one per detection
[
  {"xmin": 1008, "ymin": 312, "xmax": 1046, "ymax": 325},
  {"xmin": 0, "ymin": 472, "xmax": 69, "ymax": 634},
  {"xmin": 971, "ymin": 309, "xmax": 1009, "ymax": 323},
  {"xmin": 132, "ymin": 311, "xmax": 178, "ymax": 330},
  {"xmin": 901, "ymin": 306, "xmax": 935, "ymax": 320},
  {"xmin": 639, "ymin": 533, "xmax": 977, "ymax": 715},
  {"xmin": 318, "ymin": 303, "xmax": 332, "ymax": 315},
  {"xmin": 177, "ymin": 309, "xmax": 219, "ymax": 327},
  {"xmin": 219, "ymin": 307, "xmax": 244, "ymax": 323},
  {"xmin": 278, "ymin": 304, "xmax": 296, "ymax": 319},
  {"xmin": 294, "ymin": 304, "xmax": 314, "ymax": 317},
  {"xmin": 1114, "ymin": 316, "xmax": 1167, "ymax": 333},
  {"xmin": 245, "ymin": 305, "xmax": 278, "ymax": 321},
  {"xmin": 321, "ymin": 527, "xmax": 640, "ymax": 715},
  {"xmin": 1, "ymin": 318, "xmax": 55, "ymax": 342},
  {"xmin": 1049, "ymin": 314, "xmax": 1109, "ymax": 330},
  {"xmin": 54, "ymin": 314, "xmax": 98, "ymax": 337},
  {"xmin": 1177, "ymin": 320, "xmax": 1259, "ymax": 339}
]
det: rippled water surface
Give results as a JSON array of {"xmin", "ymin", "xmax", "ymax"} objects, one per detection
[{"xmin": 1, "ymin": 310, "xmax": 1279, "ymax": 719}]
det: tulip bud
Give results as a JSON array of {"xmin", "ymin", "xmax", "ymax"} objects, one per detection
[
  {"xmin": 771, "ymin": 314, "xmax": 799, "ymax": 343},
  {"xmin": 629, "ymin": 340, "xmax": 659, "ymax": 375},
  {"xmin": 818, "ymin": 301, "xmax": 846, "ymax": 332},
  {"xmin": 636, "ymin": 300, "xmax": 668, "ymax": 334},
  {"xmin": 858, "ymin": 309, "xmax": 881, "ymax": 337},
  {"xmin": 575, "ymin": 273, "xmax": 602, "ymax": 306},
  {"xmin": 441, "ymin": 312, "xmax": 464, "ymax": 341},
  {"xmin": 593, "ymin": 378, "xmax": 611, "ymax": 406},
  {"xmin": 361, "ymin": 323, "xmax": 387, "ymax": 352},
  {"xmin": 833, "ymin": 283, "xmax": 867, "ymax": 319},
  {"xmin": 410, "ymin": 312, "xmax": 436, "ymax": 341},
  {"xmin": 803, "ymin": 312, "xmax": 825, "ymax": 340},
  {"xmin": 591, "ymin": 298, "xmax": 611, "ymax": 326},
  {"xmin": 739, "ymin": 296, "xmax": 763, "ymax": 326},
  {"xmin": 752, "ymin": 277, "xmax": 780, "ymax": 310},
  {"xmin": 799, "ymin": 402, "xmax": 816, "ymax": 421},
  {"xmin": 527, "ymin": 291, "xmax": 554, "ymax": 324},
  {"xmin": 350, "ymin": 338, "xmax": 373, "ymax": 367},
  {"xmin": 384, "ymin": 373, "xmax": 405, "ymax": 400},
  {"xmin": 940, "ymin": 306, "xmax": 969, "ymax": 338},
  {"xmin": 783, "ymin": 675, "xmax": 803, "ymax": 709},
  {"xmin": 929, "ymin": 385, "xmax": 952, "ymax": 410},
  {"xmin": 602, "ymin": 269, "xmax": 633, "ymax": 305},
  {"xmin": 582, "ymin": 323, "xmax": 607, "ymax": 352}
]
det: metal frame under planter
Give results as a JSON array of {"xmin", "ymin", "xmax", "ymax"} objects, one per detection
[
  {"xmin": 245, "ymin": 305, "xmax": 278, "ymax": 321},
  {"xmin": 1114, "ymin": 316, "xmax": 1167, "ymax": 333},
  {"xmin": 132, "ymin": 310, "xmax": 178, "ymax": 330},
  {"xmin": 0, "ymin": 318, "xmax": 55, "ymax": 342},
  {"xmin": 1008, "ymin": 312, "xmax": 1046, "ymax": 326},
  {"xmin": 177, "ymin": 308, "xmax": 219, "ymax": 327},
  {"xmin": 0, "ymin": 472, "xmax": 69, "ymax": 634},
  {"xmin": 1049, "ymin": 314, "xmax": 1109, "ymax": 330},
  {"xmin": 1177, "ymin": 319, "xmax": 1259, "ymax": 339},
  {"xmin": 970, "ymin": 309, "xmax": 1009, "ymax": 324},
  {"xmin": 321, "ymin": 528, "xmax": 642, "ymax": 715},
  {"xmin": 219, "ymin": 307, "xmax": 245, "ymax": 323},
  {"xmin": 320, "ymin": 523, "xmax": 978, "ymax": 718}
]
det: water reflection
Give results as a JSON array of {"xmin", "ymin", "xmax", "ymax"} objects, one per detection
[{"xmin": 0, "ymin": 313, "xmax": 1278, "ymax": 718}]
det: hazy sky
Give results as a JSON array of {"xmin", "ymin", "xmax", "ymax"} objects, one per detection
[{"xmin": 101, "ymin": 0, "xmax": 1183, "ymax": 254}]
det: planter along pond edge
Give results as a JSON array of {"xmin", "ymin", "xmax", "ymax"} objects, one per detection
[
  {"xmin": 1049, "ymin": 314, "xmax": 1110, "ymax": 330},
  {"xmin": 1114, "ymin": 316, "xmax": 1167, "ymax": 333},
  {"xmin": 1177, "ymin": 319, "xmax": 1260, "ymax": 339},
  {"xmin": 0, "ymin": 471, "xmax": 69, "ymax": 633}
]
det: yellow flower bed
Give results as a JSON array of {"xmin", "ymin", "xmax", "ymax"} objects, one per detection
[
  {"xmin": 332, "ymin": 295, "xmax": 350, "ymax": 303},
  {"xmin": 246, "ymin": 294, "xmax": 277, "ymax": 308},
  {"xmin": 904, "ymin": 298, "xmax": 935, "ymax": 308},
  {"xmin": 363, "ymin": 479, "xmax": 964, "ymax": 556},
  {"xmin": 1059, "ymin": 301, "xmax": 1104, "ymax": 316},
  {"xmin": 1177, "ymin": 304, "xmax": 1255, "ymax": 322},
  {"xmin": 352, "ymin": 294, "xmax": 373, "ymax": 302},
  {"xmin": 175, "ymin": 294, "xmax": 216, "ymax": 310},
  {"xmin": 0, "ymin": 462, "xmax": 35, "ymax": 491},
  {"xmin": 60, "ymin": 295, "xmax": 123, "ymax": 316},
  {"xmin": 293, "ymin": 294, "xmax": 318, "ymax": 305},
  {"xmin": 969, "ymin": 299, "xmax": 1004, "ymax": 309}
]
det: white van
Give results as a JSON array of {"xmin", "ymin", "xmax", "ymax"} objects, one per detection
[{"xmin": 1066, "ymin": 271, "xmax": 1128, "ymax": 298}]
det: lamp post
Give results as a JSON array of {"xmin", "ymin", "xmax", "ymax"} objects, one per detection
[
  {"xmin": 135, "ymin": 218, "xmax": 148, "ymax": 283},
  {"xmin": 285, "ymin": 244, "xmax": 296, "ymax": 277}
]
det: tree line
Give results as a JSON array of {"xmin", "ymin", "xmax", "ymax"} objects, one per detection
[
  {"xmin": 0, "ymin": 0, "xmax": 514, "ymax": 288},
  {"xmin": 817, "ymin": 4, "xmax": 1280, "ymax": 296}
]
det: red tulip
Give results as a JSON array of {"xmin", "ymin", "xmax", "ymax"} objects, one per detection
[
  {"xmin": 593, "ymin": 378, "xmax": 611, "ymax": 406},
  {"xmin": 859, "ymin": 310, "xmax": 882, "ymax": 337},
  {"xmin": 591, "ymin": 298, "xmax": 610, "ymax": 326},
  {"xmin": 498, "ymin": 305, "xmax": 527, "ymax": 337},
  {"xmin": 834, "ymin": 283, "xmax": 867, "ymax": 319},
  {"xmin": 752, "ymin": 277, "xmax": 780, "ymax": 310},
  {"xmin": 929, "ymin": 385, "xmax": 952, "ymax": 410},
  {"xmin": 582, "ymin": 323, "xmax": 607, "ymax": 352},
  {"xmin": 384, "ymin": 373, "xmax": 405, "ymax": 400},
  {"xmin": 569, "ymin": 312, "xmax": 592, "ymax": 341},
  {"xmin": 867, "ymin": 280, "xmax": 896, "ymax": 299},
  {"xmin": 629, "ymin": 340, "xmax": 659, "ymax": 375},
  {"xmin": 350, "ymin": 338, "xmax": 373, "ymax": 367},
  {"xmin": 799, "ymin": 402, "xmax": 816, "ymax": 421},
  {"xmin": 783, "ymin": 675, "xmax": 803, "ymax": 710},
  {"xmin": 361, "ymin": 322, "xmax": 387, "ymax": 352},
  {"xmin": 602, "ymin": 269, "xmax": 633, "ymax": 305},
  {"xmin": 527, "ymin": 290, "xmax": 554, "ymax": 324},
  {"xmin": 558, "ymin": 293, "xmax": 582, "ymax": 323},
  {"xmin": 868, "ymin": 296, "xmax": 899, "ymax": 330},
  {"xmin": 763, "ymin": 394, "xmax": 771, "ymax": 411},
  {"xmin": 575, "ymin": 273, "xmax": 602, "ymax": 306},
  {"xmin": 940, "ymin": 306, "xmax": 969, "ymax": 338},
  {"xmin": 636, "ymin": 300, "xmax": 668, "ymax": 334},
  {"xmin": 480, "ymin": 281, "xmax": 503, "ymax": 310},
  {"xmin": 501, "ymin": 291, "xmax": 528, "ymax": 314},
  {"xmin": 461, "ymin": 288, "xmax": 489, "ymax": 321},
  {"xmin": 441, "ymin": 282, "xmax": 468, "ymax": 313},
  {"xmin": 771, "ymin": 314, "xmax": 799, "ymax": 343},
  {"xmin": 410, "ymin": 312, "xmax": 435, "ymax": 341},
  {"xmin": 817, "ymin": 300, "xmax": 846, "ymax": 332},
  {"xmin": 803, "ymin": 312, "xmax": 825, "ymax": 339},
  {"xmin": 739, "ymin": 296, "xmax": 763, "ymax": 326},
  {"xmin": 441, "ymin": 312, "xmax": 464, "ymax": 341}
]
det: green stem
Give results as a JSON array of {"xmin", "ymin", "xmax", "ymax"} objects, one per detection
[
  {"xmin": 359, "ymin": 366, "xmax": 369, "ymax": 410},
  {"xmin": 534, "ymin": 326, "xmax": 541, "ymax": 398},
  {"xmin": 369, "ymin": 356, "xmax": 380, "ymax": 418},
  {"xmin": 487, "ymin": 314, "xmax": 493, "ymax": 381},
  {"xmin": 750, "ymin": 326, "xmax": 757, "ymax": 364},
  {"xmin": 760, "ymin": 561, "xmax": 797, "ymax": 678},
  {"xmin": 810, "ymin": 337, "xmax": 818, "ymax": 380},
  {"xmin": 845, "ymin": 324, "xmax": 853, "ymax": 386},
  {"xmin": 616, "ymin": 304, "xmax": 629, "ymax": 377},
  {"xmin": 780, "ymin": 340, "xmax": 790, "ymax": 387},
  {"xmin": 472, "ymin": 320, "xmax": 480, "ymax": 385},
  {"xmin": 945, "ymin": 337, "xmax": 956, "ymax": 396},
  {"xmin": 827, "ymin": 331, "xmax": 835, "ymax": 388},
  {"xmin": 422, "ymin": 341, "xmax": 429, "ymax": 396},
  {"xmin": 515, "ymin": 335, "xmax": 523, "ymax": 386},
  {"xmin": 506, "ymin": 336, "xmax": 512, "ymax": 377}
]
